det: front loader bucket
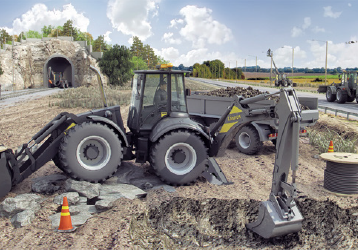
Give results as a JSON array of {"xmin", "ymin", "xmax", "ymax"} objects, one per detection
[
  {"xmin": 0, "ymin": 151, "xmax": 13, "ymax": 199},
  {"xmin": 246, "ymin": 200, "xmax": 303, "ymax": 239}
]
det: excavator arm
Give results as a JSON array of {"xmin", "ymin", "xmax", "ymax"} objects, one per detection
[{"xmin": 246, "ymin": 88, "xmax": 319, "ymax": 238}]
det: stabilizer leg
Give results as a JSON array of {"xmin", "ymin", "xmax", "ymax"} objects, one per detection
[{"xmin": 201, "ymin": 157, "xmax": 232, "ymax": 185}]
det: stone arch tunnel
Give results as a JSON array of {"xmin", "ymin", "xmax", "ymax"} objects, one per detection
[{"xmin": 43, "ymin": 54, "xmax": 76, "ymax": 88}]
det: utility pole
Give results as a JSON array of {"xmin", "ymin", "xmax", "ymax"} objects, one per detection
[{"xmin": 236, "ymin": 61, "xmax": 237, "ymax": 83}]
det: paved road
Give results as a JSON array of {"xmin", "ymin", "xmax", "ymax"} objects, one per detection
[
  {"xmin": 190, "ymin": 78, "xmax": 358, "ymax": 119},
  {"xmin": 0, "ymin": 88, "xmax": 63, "ymax": 109}
]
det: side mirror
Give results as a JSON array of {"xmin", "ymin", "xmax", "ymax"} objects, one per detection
[{"xmin": 185, "ymin": 88, "xmax": 191, "ymax": 96}]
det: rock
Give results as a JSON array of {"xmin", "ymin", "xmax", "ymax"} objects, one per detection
[
  {"xmin": 0, "ymin": 194, "xmax": 42, "ymax": 217},
  {"xmin": 152, "ymin": 185, "xmax": 176, "ymax": 193},
  {"xmin": 0, "ymin": 39, "xmax": 105, "ymax": 90},
  {"xmin": 53, "ymin": 192, "xmax": 80, "ymax": 205},
  {"xmin": 95, "ymin": 196, "xmax": 123, "ymax": 212},
  {"xmin": 10, "ymin": 210, "xmax": 36, "ymax": 228},
  {"xmin": 65, "ymin": 179, "xmax": 101, "ymax": 199},
  {"xmin": 70, "ymin": 204, "xmax": 97, "ymax": 215},
  {"xmin": 49, "ymin": 211, "xmax": 92, "ymax": 229},
  {"xmin": 31, "ymin": 174, "xmax": 67, "ymax": 194},
  {"xmin": 100, "ymin": 184, "xmax": 147, "ymax": 199}
]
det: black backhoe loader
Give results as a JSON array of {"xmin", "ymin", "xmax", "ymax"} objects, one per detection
[{"xmin": 0, "ymin": 64, "xmax": 318, "ymax": 238}]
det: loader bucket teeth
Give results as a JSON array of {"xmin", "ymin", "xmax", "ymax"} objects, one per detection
[
  {"xmin": 246, "ymin": 201, "xmax": 303, "ymax": 239},
  {"xmin": 0, "ymin": 151, "xmax": 13, "ymax": 199}
]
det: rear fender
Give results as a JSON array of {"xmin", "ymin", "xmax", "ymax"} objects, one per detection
[
  {"xmin": 88, "ymin": 115, "xmax": 129, "ymax": 147},
  {"xmin": 328, "ymin": 85, "xmax": 337, "ymax": 94},
  {"xmin": 251, "ymin": 122, "xmax": 273, "ymax": 142},
  {"xmin": 150, "ymin": 117, "xmax": 210, "ymax": 143}
]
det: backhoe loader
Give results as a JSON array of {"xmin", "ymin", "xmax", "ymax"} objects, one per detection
[{"xmin": 0, "ymin": 64, "xmax": 318, "ymax": 238}]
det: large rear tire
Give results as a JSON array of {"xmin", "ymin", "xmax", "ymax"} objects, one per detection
[
  {"xmin": 59, "ymin": 122, "xmax": 123, "ymax": 182},
  {"xmin": 235, "ymin": 125, "xmax": 262, "ymax": 155},
  {"xmin": 336, "ymin": 89, "xmax": 347, "ymax": 104},
  {"xmin": 326, "ymin": 88, "xmax": 336, "ymax": 102},
  {"xmin": 150, "ymin": 130, "xmax": 208, "ymax": 185}
]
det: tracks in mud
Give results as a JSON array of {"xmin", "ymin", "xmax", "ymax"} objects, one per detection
[{"xmin": 130, "ymin": 197, "xmax": 358, "ymax": 249}]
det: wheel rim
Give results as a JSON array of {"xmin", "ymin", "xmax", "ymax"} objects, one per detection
[
  {"xmin": 76, "ymin": 136, "xmax": 111, "ymax": 170},
  {"xmin": 165, "ymin": 143, "xmax": 197, "ymax": 175},
  {"xmin": 326, "ymin": 90, "xmax": 331, "ymax": 99},
  {"xmin": 238, "ymin": 132, "xmax": 251, "ymax": 149},
  {"xmin": 337, "ymin": 90, "xmax": 342, "ymax": 100}
]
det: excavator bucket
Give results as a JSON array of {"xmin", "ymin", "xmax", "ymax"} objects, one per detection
[
  {"xmin": 246, "ymin": 200, "xmax": 303, "ymax": 239},
  {"xmin": 0, "ymin": 149, "xmax": 13, "ymax": 199}
]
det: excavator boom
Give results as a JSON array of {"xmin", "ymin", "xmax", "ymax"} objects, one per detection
[{"xmin": 246, "ymin": 88, "xmax": 318, "ymax": 238}]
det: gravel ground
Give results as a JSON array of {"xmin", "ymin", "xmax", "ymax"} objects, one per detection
[{"xmin": 0, "ymin": 93, "xmax": 358, "ymax": 249}]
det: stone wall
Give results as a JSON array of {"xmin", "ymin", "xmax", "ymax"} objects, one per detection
[{"xmin": 0, "ymin": 39, "xmax": 106, "ymax": 91}]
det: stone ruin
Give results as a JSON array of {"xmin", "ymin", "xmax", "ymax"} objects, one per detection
[{"xmin": 0, "ymin": 38, "xmax": 106, "ymax": 91}]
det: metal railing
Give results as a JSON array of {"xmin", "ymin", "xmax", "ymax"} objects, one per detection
[{"xmin": 318, "ymin": 105, "xmax": 358, "ymax": 120}]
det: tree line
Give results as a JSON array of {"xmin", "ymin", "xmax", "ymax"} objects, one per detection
[
  {"xmin": 0, "ymin": 20, "xmax": 107, "ymax": 52},
  {"xmin": 193, "ymin": 60, "xmax": 243, "ymax": 80}
]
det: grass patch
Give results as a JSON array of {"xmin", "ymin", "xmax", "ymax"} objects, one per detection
[
  {"xmin": 308, "ymin": 127, "xmax": 358, "ymax": 154},
  {"xmin": 50, "ymin": 79, "xmax": 218, "ymax": 109},
  {"xmin": 50, "ymin": 84, "xmax": 131, "ymax": 109}
]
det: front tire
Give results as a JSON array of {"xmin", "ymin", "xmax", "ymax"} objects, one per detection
[
  {"xmin": 150, "ymin": 130, "xmax": 208, "ymax": 185},
  {"xmin": 59, "ymin": 122, "xmax": 123, "ymax": 182},
  {"xmin": 235, "ymin": 125, "xmax": 262, "ymax": 155},
  {"xmin": 326, "ymin": 88, "xmax": 336, "ymax": 102},
  {"xmin": 336, "ymin": 89, "xmax": 347, "ymax": 104}
]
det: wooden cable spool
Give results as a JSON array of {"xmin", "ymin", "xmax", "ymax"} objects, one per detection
[{"xmin": 320, "ymin": 152, "xmax": 358, "ymax": 195}]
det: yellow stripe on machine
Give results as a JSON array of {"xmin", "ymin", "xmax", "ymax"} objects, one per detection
[
  {"xmin": 230, "ymin": 106, "xmax": 242, "ymax": 114},
  {"xmin": 64, "ymin": 123, "xmax": 76, "ymax": 134},
  {"xmin": 219, "ymin": 122, "xmax": 238, "ymax": 133}
]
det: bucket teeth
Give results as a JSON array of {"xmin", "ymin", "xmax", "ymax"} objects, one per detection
[{"xmin": 246, "ymin": 200, "xmax": 303, "ymax": 239}]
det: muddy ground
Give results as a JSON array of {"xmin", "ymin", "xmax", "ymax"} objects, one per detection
[{"xmin": 1, "ymin": 94, "xmax": 358, "ymax": 249}]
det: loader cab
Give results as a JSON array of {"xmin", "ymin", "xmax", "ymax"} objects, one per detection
[
  {"xmin": 341, "ymin": 71, "xmax": 358, "ymax": 89},
  {"xmin": 127, "ymin": 64, "xmax": 189, "ymax": 135}
]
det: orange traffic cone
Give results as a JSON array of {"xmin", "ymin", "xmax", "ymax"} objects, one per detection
[
  {"xmin": 57, "ymin": 196, "xmax": 75, "ymax": 232},
  {"xmin": 328, "ymin": 140, "xmax": 334, "ymax": 153}
]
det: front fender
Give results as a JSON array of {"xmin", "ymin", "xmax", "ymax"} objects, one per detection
[
  {"xmin": 88, "ymin": 115, "xmax": 129, "ymax": 147},
  {"xmin": 150, "ymin": 117, "xmax": 210, "ymax": 142}
]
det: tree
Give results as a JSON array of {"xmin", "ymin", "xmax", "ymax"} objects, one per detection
[
  {"xmin": 131, "ymin": 56, "xmax": 148, "ymax": 71},
  {"xmin": 0, "ymin": 61, "xmax": 3, "ymax": 76},
  {"xmin": 99, "ymin": 45, "xmax": 133, "ymax": 86},
  {"xmin": 130, "ymin": 36, "xmax": 144, "ymax": 59},
  {"xmin": 157, "ymin": 56, "xmax": 169, "ymax": 65},
  {"xmin": 0, "ymin": 29, "xmax": 12, "ymax": 47},
  {"xmin": 42, "ymin": 25, "xmax": 55, "ymax": 37},
  {"xmin": 93, "ymin": 35, "xmax": 108, "ymax": 52},
  {"xmin": 26, "ymin": 30, "xmax": 42, "ymax": 39}
]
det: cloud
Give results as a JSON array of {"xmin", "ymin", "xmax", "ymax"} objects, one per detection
[
  {"xmin": 291, "ymin": 17, "xmax": 311, "ymax": 37},
  {"xmin": 169, "ymin": 19, "xmax": 184, "ymax": 28},
  {"xmin": 348, "ymin": 3, "xmax": 352, "ymax": 7},
  {"xmin": 291, "ymin": 27, "xmax": 303, "ymax": 37},
  {"xmin": 162, "ymin": 32, "xmax": 181, "ymax": 44},
  {"xmin": 178, "ymin": 5, "xmax": 233, "ymax": 48},
  {"xmin": 2, "ymin": 3, "xmax": 89, "ymax": 35},
  {"xmin": 107, "ymin": 0, "xmax": 160, "ymax": 41},
  {"xmin": 312, "ymin": 26, "xmax": 325, "ymax": 33},
  {"xmin": 103, "ymin": 31, "xmax": 112, "ymax": 43},
  {"xmin": 323, "ymin": 6, "xmax": 342, "ymax": 18}
]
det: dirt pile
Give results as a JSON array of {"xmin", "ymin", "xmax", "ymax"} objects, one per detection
[
  {"xmin": 130, "ymin": 197, "xmax": 358, "ymax": 249},
  {"xmin": 200, "ymin": 86, "xmax": 269, "ymax": 98}
]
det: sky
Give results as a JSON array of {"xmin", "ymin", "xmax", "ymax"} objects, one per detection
[{"xmin": 0, "ymin": 0, "xmax": 358, "ymax": 69}]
